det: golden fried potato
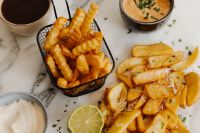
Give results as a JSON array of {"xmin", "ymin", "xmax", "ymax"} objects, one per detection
[
  {"xmin": 59, "ymin": 8, "xmax": 85, "ymax": 39},
  {"xmin": 80, "ymin": 67, "xmax": 100, "ymax": 83},
  {"xmin": 72, "ymin": 38, "xmax": 100, "ymax": 57},
  {"xmin": 185, "ymin": 72, "xmax": 200, "ymax": 106},
  {"xmin": 99, "ymin": 57, "xmax": 112, "ymax": 77},
  {"xmin": 148, "ymin": 51, "xmax": 184, "ymax": 68},
  {"xmin": 134, "ymin": 93, "xmax": 147, "ymax": 109},
  {"xmin": 133, "ymin": 68, "xmax": 169, "ymax": 85},
  {"xmin": 67, "ymin": 80, "xmax": 80, "ymax": 88},
  {"xmin": 80, "ymin": 2, "xmax": 99, "ymax": 35},
  {"xmin": 44, "ymin": 17, "xmax": 67, "ymax": 51},
  {"xmin": 107, "ymin": 83, "xmax": 127, "ymax": 112},
  {"xmin": 145, "ymin": 83, "xmax": 174, "ymax": 99},
  {"xmin": 60, "ymin": 44, "xmax": 71, "ymax": 58},
  {"xmin": 107, "ymin": 110, "xmax": 141, "ymax": 133},
  {"xmin": 76, "ymin": 54, "xmax": 89, "ymax": 75},
  {"xmin": 169, "ymin": 71, "xmax": 185, "ymax": 92},
  {"xmin": 132, "ymin": 43, "xmax": 173, "ymax": 57},
  {"xmin": 171, "ymin": 47, "xmax": 199, "ymax": 71},
  {"xmin": 50, "ymin": 44, "xmax": 73, "ymax": 81},
  {"xmin": 57, "ymin": 78, "xmax": 68, "ymax": 88},
  {"xmin": 71, "ymin": 67, "xmax": 80, "ymax": 82},
  {"xmin": 130, "ymin": 65, "xmax": 146, "ymax": 75},
  {"xmin": 145, "ymin": 113, "xmax": 168, "ymax": 133},
  {"xmin": 127, "ymin": 86, "xmax": 143, "ymax": 102},
  {"xmin": 85, "ymin": 53, "xmax": 104, "ymax": 69},
  {"xmin": 128, "ymin": 119, "xmax": 136, "ymax": 131},
  {"xmin": 117, "ymin": 57, "xmax": 147, "ymax": 74},
  {"xmin": 180, "ymin": 86, "xmax": 187, "ymax": 108},
  {"xmin": 160, "ymin": 109, "xmax": 179, "ymax": 129},
  {"xmin": 137, "ymin": 114, "xmax": 146, "ymax": 132},
  {"xmin": 117, "ymin": 73, "xmax": 133, "ymax": 89},
  {"xmin": 164, "ymin": 93, "xmax": 181, "ymax": 113},
  {"xmin": 46, "ymin": 54, "xmax": 61, "ymax": 78},
  {"xmin": 142, "ymin": 98, "xmax": 162, "ymax": 115}
]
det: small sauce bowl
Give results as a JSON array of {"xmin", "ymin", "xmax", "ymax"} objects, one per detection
[
  {"xmin": 119, "ymin": 0, "xmax": 174, "ymax": 31},
  {"xmin": 0, "ymin": 92, "xmax": 47, "ymax": 133}
]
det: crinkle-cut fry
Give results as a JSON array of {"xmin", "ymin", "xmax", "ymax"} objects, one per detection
[
  {"xmin": 50, "ymin": 44, "xmax": 73, "ymax": 81},
  {"xmin": 72, "ymin": 38, "xmax": 100, "ymax": 57},
  {"xmin": 44, "ymin": 17, "xmax": 67, "ymax": 51},
  {"xmin": 127, "ymin": 86, "xmax": 143, "ymax": 102},
  {"xmin": 132, "ymin": 43, "xmax": 173, "ymax": 57},
  {"xmin": 99, "ymin": 57, "xmax": 113, "ymax": 77},
  {"xmin": 80, "ymin": 67, "xmax": 100, "ymax": 83},
  {"xmin": 46, "ymin": 54, "xmax": 61, "ymax": 78},
  {"xmin": 133, "ymin": 68, "xmax": 169, "ymax": 85},
  {"xmin": 76, "ymin": 54, "xmax": 89, "ymax": 75},
  {"xmin": 85, "ymin": 53, "xmax": 104, "ymax": 69},
  {"xmin": 60, "ymin": 44, "xmax": 71, "ymax": 58},
  {"xmin": 148, "ymin": 51, "xmax": 184, "ymax": 68},
  {"xmin": 59, "ymin": 8, "xmax": 85, "ymax": 39},
  {"xmin": 57, "ymin": 78, "xmax": 68, "ymax": 88},
  {"xmin": 80, "ymin": 2, "xmax": 99, "ymax": 35},
  {"xmin": 72, "ymin": 67, "xmax": 80, "ymax": 82},
  {"xmin": 67, "ymin": 80, "xmax": 80, "ymax": 88}
]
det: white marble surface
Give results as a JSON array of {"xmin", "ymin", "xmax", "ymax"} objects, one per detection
[{"xmin": 0, "ymin": 0, "xmax": 200, "ymax": 132}]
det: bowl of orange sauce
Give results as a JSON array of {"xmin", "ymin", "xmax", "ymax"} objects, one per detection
[{"xmin": 120, "ymin": 0, "xmax": 174, "ymax": 30}]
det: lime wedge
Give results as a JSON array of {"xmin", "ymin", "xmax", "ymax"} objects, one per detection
[{"xmin": 68, "ymin": 105, "xmax": 104, "ymax": 133}]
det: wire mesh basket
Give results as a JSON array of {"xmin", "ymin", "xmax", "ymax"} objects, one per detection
[{"xmin": 36, "ymin": 0, "xmax": 115, "ymax": 97}]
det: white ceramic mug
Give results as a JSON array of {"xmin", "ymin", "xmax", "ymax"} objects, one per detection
[{"xmin": 0, "ymin": 0, "xmax": 53, "ymax": 36}]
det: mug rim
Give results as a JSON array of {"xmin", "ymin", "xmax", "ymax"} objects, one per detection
[{"xmin": 0, "ymin": 0, "xmax": 52, "ymax": 26}]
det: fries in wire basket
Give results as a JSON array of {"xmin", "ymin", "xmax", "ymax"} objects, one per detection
[
  {"xmin": 43, "ymin": 3, "xmax": 112, "ymax": 89},
  {"xmin": 99, "ymin": 43, "xmax": 199, "ymax": 133}
]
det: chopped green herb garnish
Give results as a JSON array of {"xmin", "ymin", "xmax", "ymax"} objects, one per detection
[
  {"xmin": 186, "ymin": 46, "xmax": 189, "ymax": 50},
  {"xmin": 168, "ymin": 24, "xmax": 172, "ymax": 27},
  {"xmin": 198, "ymin": 66, "xmax": 200, "ymax": 69},
  {"xmin": 178, "ymin": 39, "xmax": 182, "ymax": 42},
  {"xmin": 173, "ymin": 19, "xmax": 176, "ymax": 24},
  {"xmin": 104, "ymin": 17, "xmax": 108, "ymax": 20},
  {"xmin": 161, "ymin": 122, "xmax": 164, "ymax": 129},
  {"xmin": 135, "ymin": 0, "xmax": 156, "ymax": 10},
  {"xmin": 150, "ymin": 16, "xmax": 158, "ymax": 20},
  {"xmin": 189, "ymin": 115, "xmax": 192, "ymax": 117},
  {"xmin": 153, "ymin": 7, "xmax": 160, "ymax": 12},
  {"xmin": 142, "ymin": 10, "xmax": 146, "ymax": 14},
  {"xmin": 182, "ymin": 117, "xmax": 187, "ymax": 123},
  {"xmin": 144, "ymin": 12, "xmax": 149, "ymax": 19}
]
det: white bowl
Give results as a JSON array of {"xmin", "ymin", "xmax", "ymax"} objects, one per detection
[{"xmin": 0, "ymin": 92, "xmax": 48, "ymax": 133}]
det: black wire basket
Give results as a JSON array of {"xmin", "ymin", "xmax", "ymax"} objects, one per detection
[{"xmin": 36, "ymin": 0, "xmax": 115, "ymax": 97}]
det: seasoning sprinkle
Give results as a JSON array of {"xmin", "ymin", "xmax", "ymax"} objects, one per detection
[
  {"xmin": 127, "ymin": 28, "xmax": 132, "ymax": 34},
  {"xmin": 52, "ymin": 124, "xmax": 57, "ymax": 128},
  {"xmin": 150, "ymin": 16, "xmax": 158, "ymax": 20},
  {"xmin": 144, "ymin": 12, "xmax": 149, "ymax": 19},
  {"xmin": 178, "ymin": 39, "xmax": 182, "ymax": 42},
  {"xmin": 185, "ymin": 46, "xmax": 189, "ymax": 50},
  {"xmin": 104, "ymin": 17, "xmax": 108, "ymax": 20},
  {"xmin": 153, "ymin": 7, "xmax": 160, "ymax": 12}
]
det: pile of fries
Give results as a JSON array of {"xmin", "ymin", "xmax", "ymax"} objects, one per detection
[
  {"xmin": 43, "ymin": 3, "xmax": 112, "ymax": 89},
  {"xmin": 99, "ymin": 43, "xmax": 200, "ymax": 133}
]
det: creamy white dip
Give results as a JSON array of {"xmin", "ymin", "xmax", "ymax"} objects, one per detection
[{"xmin": 0, "ymin": 99, "xmax": 45, "ymax": 133}]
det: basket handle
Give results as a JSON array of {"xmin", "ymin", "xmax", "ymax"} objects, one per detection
[{"xmin": 50, "ymin": 0, "xmax": 72, "ymax": 20}]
